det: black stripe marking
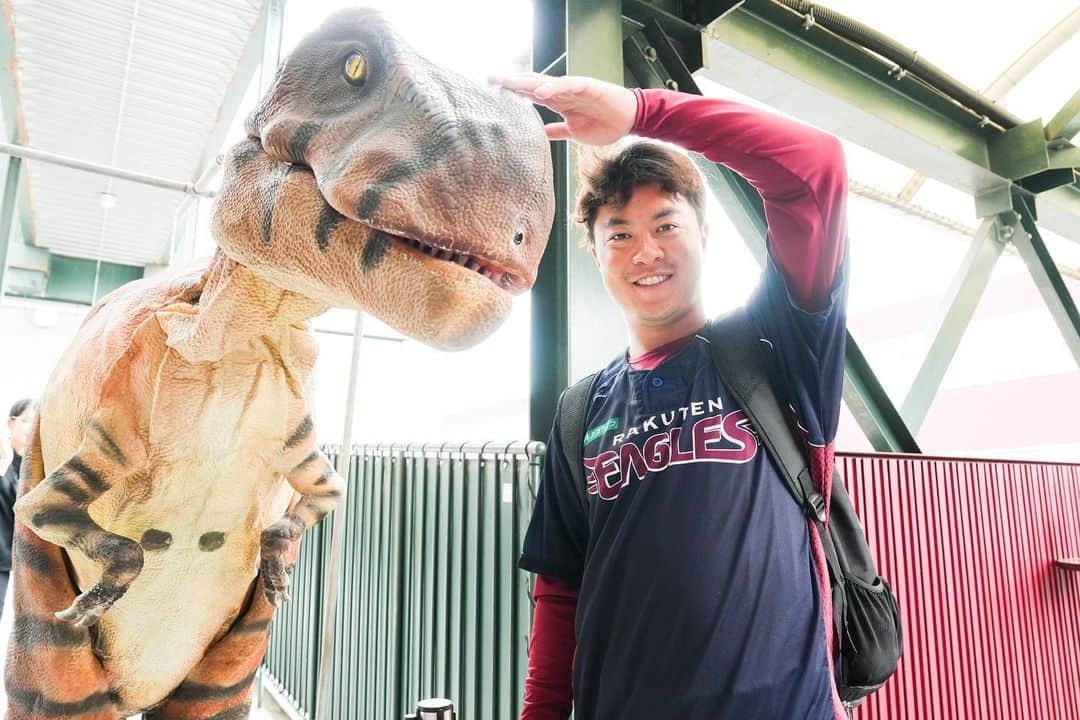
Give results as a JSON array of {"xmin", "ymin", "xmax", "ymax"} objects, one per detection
[
  {"xmin": 287, "ymin": 121, "xmax": 322, "ymax": 161},
  {"xmin": 199, "ymin": 531, "xmax": 226, "ymax": 552},
  {"xmin": 284, "ymin": 415, "xmax": 313, "ymax": 450},
  {"xmin": 315, "ymin": 199, "xmax": 344, "ymax": 252},
  {"xmin": 169, "ymin": 670, "xmax": 258, "ymax": 702},
  {"xmin": 12, "ymin": 617, "xmax": 89, "ymax": 648},
  {"xmin": 86, "ymin": 420, "xmax": 128, "ymax": 468},
  {"xmin": 207, "ymin": 705, "xmax": 254, "ymax": 720},
  {"xmin": 52, "ymin": 471, "xmax": 91, "ymax": 504},
  {"xmin": 5, "ymin": 687, "xmax": 113, "ymax": 716},
  {"xmin": 352, "ymin": 128, "xmax": 454, "ymax": 219},
  {"xmin": 64, "ymin": 457, "xmax": 107, "ymax": 494},
  {"xmin": 260, "ymin": 165, "xmax": 294, "ymax": 246},
  {"xmin": 232, "ymin": 141, "xmax": 263, "ymax": 172},
  {"xmin": 141, "ymin": 528, "xmax": 173, "ymax": 551},
  {"xmin": 361, "ymin": 229, "xmax": 392, "ymax": 271},
  {"xmin": 296, "ymin": 450, "xmax": 321, "ymax": 472},
  {"xmin": 13, "ymin": 535, "xmax": 54, "ymax": 575},
  {"xmin": 31, "ymin": 505, "xmax": 87, "ymax": 530},
  {"xmin": 233, "ymin": 617, "xmax": 272, "ymax": 635}
]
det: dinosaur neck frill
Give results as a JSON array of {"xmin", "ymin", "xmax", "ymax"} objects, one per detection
[{"xmin": 155, "ymin": 249, "xmax": 328, "ymax": 363}]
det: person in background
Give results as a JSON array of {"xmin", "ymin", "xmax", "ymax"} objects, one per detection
[{"xmin": 1, "ymin": 398, "xmax": 36, "ymax": 615}]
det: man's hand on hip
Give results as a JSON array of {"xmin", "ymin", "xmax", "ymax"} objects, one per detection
[{"xmin": 489, "ymin": 73, "xmax": 637, "ymax": 145}]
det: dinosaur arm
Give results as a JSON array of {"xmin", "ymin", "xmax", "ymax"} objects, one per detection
[
  {"xmin": 14, "ymin": 405, "xmax": 148, "ymax": 628},
  {"xmin": 281, "ymin": 444, "xmax": 345, "ymax": 532},
  {"xmin": 259, "ymin": 416, "xmax": 345, "ymax": 605}
]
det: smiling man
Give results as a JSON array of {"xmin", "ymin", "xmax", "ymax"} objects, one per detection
[{"xmin": 491, "ymin": 73, "xmax": 849, "ymax": 719}]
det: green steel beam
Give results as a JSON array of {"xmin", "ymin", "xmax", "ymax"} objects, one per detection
[
  {"xmin": 0, "ymin": 155, "xmax": 19, "ymax": 295},
  {"xmin": 637, "ymin": 20, "xmax": 919, "ymax": 453},
  {"xmin": 529, "ymin": 0, "xmax": 569, "ymax": 443},
  {"xmin": 1046, "ymin": 87, "xmax": 1080, "ymax": 142},
  {"xmin": 529, "ymin": 0, "xmax": 628, "ymax": 441},
  {"xmin": 900, "ymin": 216, "xmax": 1008, "ymax": 432},
  {"xmin": 842, "ymin": 342, "xmax": 921, "ymax": 454},
  {"xmin": 0, "ymin": 8, "xmax": 35, "ymax": 283},
  {"xmin": 1011, "ymin": 194, "xmax": 1080, "ymax": 366},
  {"xmin": 698, "ymin": 4, "xmax": 1080, "ymax": 241}
]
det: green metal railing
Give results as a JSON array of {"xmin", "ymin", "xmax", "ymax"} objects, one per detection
[{"xmin": 262, "ymin": 442, "xmax": 544, "ymax": 720}]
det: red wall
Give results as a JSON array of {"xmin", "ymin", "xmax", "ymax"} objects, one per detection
[{"xmin": 839, "ymin": 453, "xmax": 1080, "ymax": 719}]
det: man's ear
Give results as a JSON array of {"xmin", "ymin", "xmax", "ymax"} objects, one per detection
[
  {"xmin": 590, "ymin": 240, "xmax": 601, "ymax": 268},
  {"xmin": 700, "ymin": 224, "xmax": 708, "ymax": 251}
]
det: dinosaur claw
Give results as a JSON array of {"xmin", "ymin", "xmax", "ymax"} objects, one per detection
[
  {"xmin": 54, "ymin": 582, "xmax": 125, "ymax": 627},
  {"xmin": 55, "ymin": 607, "xmax": 78, "ymax": 623}
]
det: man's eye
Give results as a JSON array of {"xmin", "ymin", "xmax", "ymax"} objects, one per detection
[
  {"xmin": 609, "ymin": 233, "xmax": 630, "ymax": 242},
  {"xmin": 657, "ymin": 223, "xmax": 677, "ymax": 233}
]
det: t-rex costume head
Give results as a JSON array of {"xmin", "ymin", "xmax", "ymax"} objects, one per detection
[
  {"xmin": 5, "ymin": 8, "xmax": 552, "ymax": 719},
  {"xmin": 215, "ymin": 8, "xmax": 553, "ymax": 349}
]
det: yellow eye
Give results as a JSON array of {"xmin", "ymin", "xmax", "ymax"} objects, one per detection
[{"xmin": 343, "ymin": 52, "xmax": 367, "ymax": 85}]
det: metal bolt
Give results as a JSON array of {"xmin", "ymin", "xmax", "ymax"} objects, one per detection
[
  {"xmin": 643, "ymin": 46, "xmax": 658, "ymax": 61},
  {"xmin": 664, "ymin": 79, "xmax": 679, "ymax": 91}
]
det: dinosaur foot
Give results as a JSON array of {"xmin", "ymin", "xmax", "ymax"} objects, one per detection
[{"xmin": 55, "ymin": 583, "xmax": 126, "ymax": 628}]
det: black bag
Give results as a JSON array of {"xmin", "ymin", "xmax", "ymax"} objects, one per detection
[{"xmin": 555, "ymin": 312, "xmax": 902, "ymax": 706}]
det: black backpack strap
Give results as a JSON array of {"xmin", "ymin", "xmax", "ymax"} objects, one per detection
[
  {"xmin": 556, "ymin": 372, "xmax": 601, "ymax": 516},
  {"xmin": 701, "ymin": 313, "xmax": 842, "ymax": 580}
]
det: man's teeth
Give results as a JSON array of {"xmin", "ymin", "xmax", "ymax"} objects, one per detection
[{"xmin": 635, "ymin": 274, "xmax": 670, "ymax": 286}]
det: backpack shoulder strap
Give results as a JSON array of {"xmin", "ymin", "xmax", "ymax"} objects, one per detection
[
  {"xmin": 556, "ymin": 371, "xmax": 601, "ymax": 516},
  {"xmin": 702, "ymin": 313, "xmax": 826, "ymax": 525}
]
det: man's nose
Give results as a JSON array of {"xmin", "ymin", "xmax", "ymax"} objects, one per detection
[{"xmin": 632, "ymin": 234, "xmax": 664, "ymax": 264}]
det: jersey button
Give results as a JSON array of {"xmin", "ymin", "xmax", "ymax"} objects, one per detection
[{"xmin": 651, "ymin": 376, "xmax": 664, "ymax": 388}]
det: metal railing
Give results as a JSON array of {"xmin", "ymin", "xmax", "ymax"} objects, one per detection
[
  {"xmin": 262, "ymin": 442, "xmax": 543, "ymax": 720},
  {"xmin": 263, "ymin": 447, "xmax": 1080, "ymax": 719}
]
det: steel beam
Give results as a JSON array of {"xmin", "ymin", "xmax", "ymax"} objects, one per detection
[
  {"xmin": 636, "ymin": 22, "xmax": 919, "ymax": 452},
  {"xmin": 1047, "ymin": 87, "xmax": 1080, "ymax": 142},
  {"xmin": 529, "ymin": 0, "xmax": 628, "ymax": 440},
  {"xmin": 0, "ymin": 156, "xmax": 20, "ymax": 296},
  {"xmin": 0, "ymin": 5, "xmax": 35, "ymax": 289},
  {"xmin": 699, "ymin": 4, "xmax": 1080, "ymax": 240},
  {"xmin": 1011, "ymin": 194, "xmax": 1080, "ymax": 366},
  {"xmin": 900, "ymin": 217, "xmax": 1007, "ymax": 432}
]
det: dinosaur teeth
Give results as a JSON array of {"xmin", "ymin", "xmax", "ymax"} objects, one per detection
[{"xmin": 398, "ymin": 235, "xmax": 509, "ymax": 286}]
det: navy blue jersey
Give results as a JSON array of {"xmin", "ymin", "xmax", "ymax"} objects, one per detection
[{"xmin": 519, "ymin": 256, "xmax": 848, "ymax": 719}]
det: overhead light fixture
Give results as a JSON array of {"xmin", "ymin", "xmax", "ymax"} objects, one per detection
[{"xmin": 99, "ymin": 191, "xmax": 118, "ymax": 210}]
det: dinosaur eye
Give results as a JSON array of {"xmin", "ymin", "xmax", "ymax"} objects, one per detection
[{"xmin": 343, "ymin": 51, "xmax": 368, "ymax": 85}]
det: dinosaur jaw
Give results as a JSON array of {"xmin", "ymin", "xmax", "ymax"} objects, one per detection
[{"xmin": 392, "ymin": 233, "xmax": 529, "ymax": 295}]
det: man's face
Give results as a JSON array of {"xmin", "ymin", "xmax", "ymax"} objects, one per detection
[{"xmin": 590, "ymin": 184, "xmax": 705, "ymax": 331}]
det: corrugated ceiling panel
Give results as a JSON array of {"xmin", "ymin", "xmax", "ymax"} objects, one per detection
[{"xmin": 11, "ymin": 0, "xmax": 262, "ymax": 266}]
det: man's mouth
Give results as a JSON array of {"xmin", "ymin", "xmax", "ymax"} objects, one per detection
[{"xmin": 633, "ymin": 273, "xmax": 672, "ymax": 287}]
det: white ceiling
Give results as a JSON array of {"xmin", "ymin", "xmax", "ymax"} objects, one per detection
[{"xmin": 10, "ymin": 0, "xmax": 263, "ymax": 266}]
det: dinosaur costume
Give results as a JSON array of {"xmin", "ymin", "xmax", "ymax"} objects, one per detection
[{"xmin": 5, "ymin": 8, "xmax": 553, "ymax": 719}]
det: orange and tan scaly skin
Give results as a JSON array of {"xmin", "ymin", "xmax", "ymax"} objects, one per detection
[{"xmin": 4, "ymin": 7, "xmax": 553, "ymax": 719}]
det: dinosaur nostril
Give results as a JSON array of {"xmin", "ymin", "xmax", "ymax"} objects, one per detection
[{"xmin": 513, "ymin": 231, "xmax": 524, "ymax": 246}]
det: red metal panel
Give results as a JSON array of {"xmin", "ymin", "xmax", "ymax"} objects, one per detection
[{"xmin": 838, "ymin": 453, "xmax": 1080, "ymax": 719}]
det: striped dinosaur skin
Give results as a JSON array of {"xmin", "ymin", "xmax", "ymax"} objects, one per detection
[{"xmin": 6, "ymin": 8, "xmax": 553, "ymax": 719}]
